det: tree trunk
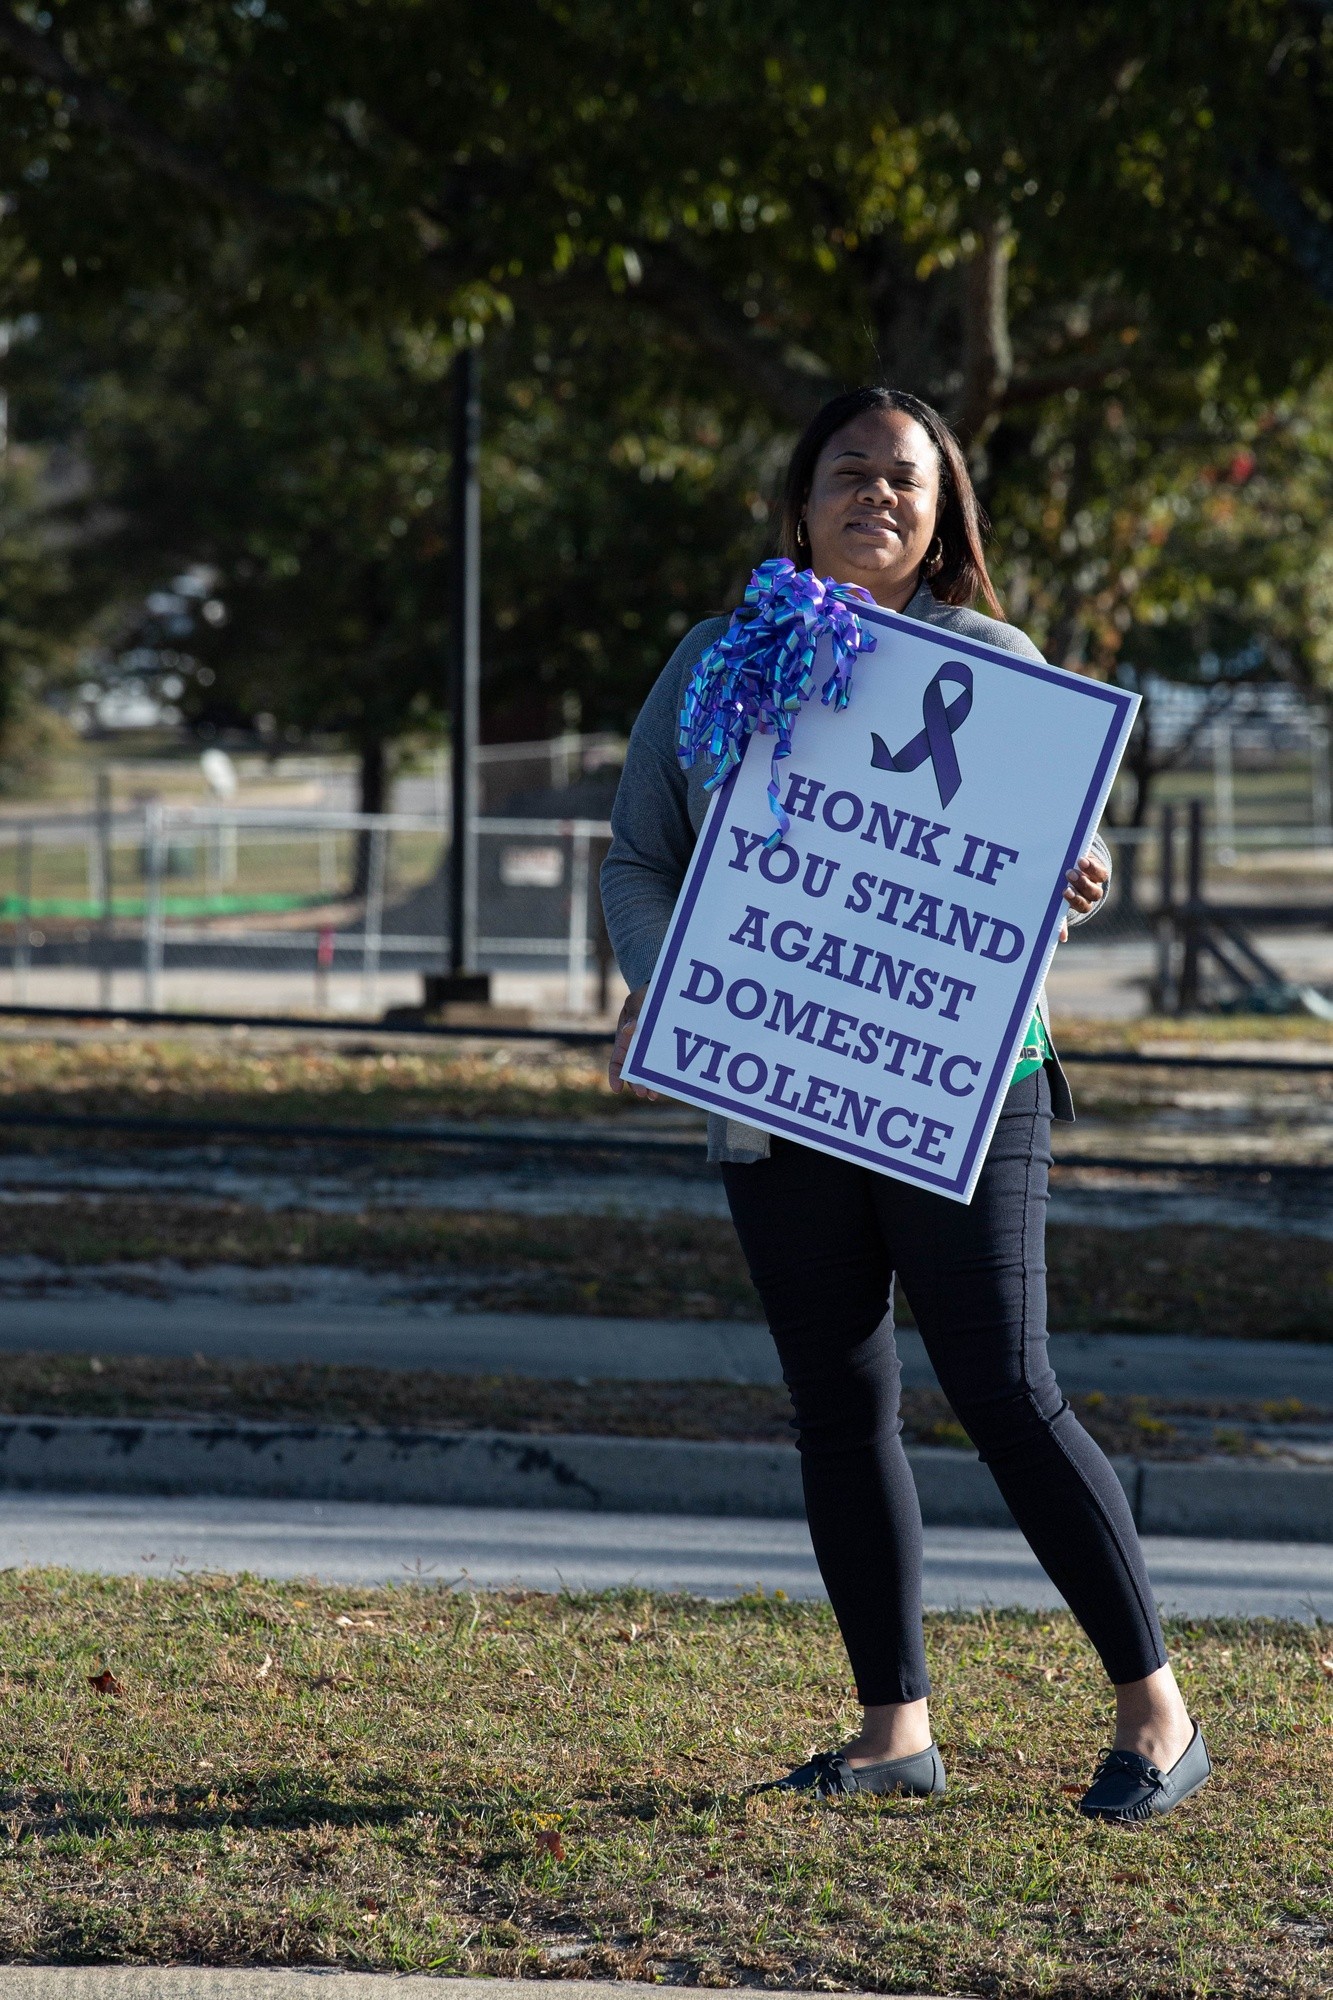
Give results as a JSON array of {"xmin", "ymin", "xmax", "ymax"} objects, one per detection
[
  {"xmin": 952, "ymin": 212, "xmax": 1015, "ymax": 453},
  {"xmin": 352, "ymin": 735, "xmax": 387, "ymax": 896}
]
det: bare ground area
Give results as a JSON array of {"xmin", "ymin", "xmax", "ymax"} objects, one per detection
[
  {"xmin": 0, "ymin": 1352, "xmax": 1321, "ymax": 1462},
  {"xmin": 0, "ymin": 1192, "xmax": 1331, "ymax": 1337}
]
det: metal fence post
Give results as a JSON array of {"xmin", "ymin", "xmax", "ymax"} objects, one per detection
[
  {"xmin": 1154, "ymin": 803, "xmax": 1176, "ymax": 1014},
  {"xmin": 1178, "ymin": 799, "xmax": 1205, "ymax": 1013},
  {"xmin": 219, "ymin": 819, "xmax": 238, "ymax": 886},
  {"xmin": 1212, "ymin": 718, "xmax": 1235, "ymax": 865},
  {"xmin": 566, "ymin": 822, "xmax": 591, "ymax": 1014},
  {"xmin": 316, "ymin": 925, "xmax": 335, "ymax": 1013},
  {"xmin": 1312, "ymin": 708, "xmax": 1332, "ymax": 844},
  {"xmin": 143, "ymin": 802, "xmax": 165, "ymax": 1010},
  {"xmin": 13, "ymin": 827, "xmax": 32, "ymax": 1003},
  {"xmin": 360, "ymin": 820, "xmax": 387, "ymax": 1013},
  {"xmin": 97, "ymin": 770, "xmax": 114, "ymax": 1008},
  {"xmin": 86, "ymin": 816, "xmax": 102, "ymax": 903}
]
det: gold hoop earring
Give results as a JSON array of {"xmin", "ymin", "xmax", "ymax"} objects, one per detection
[
  {"xmin": 925, "ymin": 537, "xmax": 944, "ymax": 576},
  {"xmin": 795, "ymin": 517, "xmax": 808, "ymax": 548}
]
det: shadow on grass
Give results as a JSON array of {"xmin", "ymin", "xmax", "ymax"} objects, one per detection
[
  {"xmin": 5, "ymin": 1768, "xmax": 748, "ymax": 1844},
  {"xmin": 9, "ymin": 1769, "xmax": 438, "ymax": 1838}
]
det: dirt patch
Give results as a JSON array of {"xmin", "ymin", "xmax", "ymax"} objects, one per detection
[
  {"xmin": 0, "ymin": 1351, "xmax": 1313, "ymax": 1459},
  {"xmin": 1, "ymin": 1193, "xmax": 1332, "ymax": 1334}
]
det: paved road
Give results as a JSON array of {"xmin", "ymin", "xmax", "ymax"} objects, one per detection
[
  {"xmin": 1, "ymin": 1286, "xmax": 1330, "ymax": 1403},
  {"xmin": 2, "ymin": 1490, "xmax": 1330, "ymax": 1617}
]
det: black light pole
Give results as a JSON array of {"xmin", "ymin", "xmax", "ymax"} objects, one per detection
[{"xmin": 439, "ymin": 342, "xmax": 489, "ymax": 1005}]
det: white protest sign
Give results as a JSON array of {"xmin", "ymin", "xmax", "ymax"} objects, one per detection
[{"xmin": 623, "ymin": 603, "xmax": 1139, "ymax": 1202}]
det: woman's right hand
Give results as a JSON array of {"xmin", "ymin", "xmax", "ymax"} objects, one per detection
[{"xmin": 608, "ymin": 985, "xmax": 660, "ymax": 1099}]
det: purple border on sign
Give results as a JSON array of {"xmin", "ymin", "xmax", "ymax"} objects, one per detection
[{"xmin": 627, "ymin": 604, "xmax": 1136, "ymax": 1196}]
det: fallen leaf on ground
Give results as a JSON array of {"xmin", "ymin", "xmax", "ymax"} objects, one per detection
[
  {"xmin": 87, "ymin": 1669, "xmax": 123, "ymax": 1697},
  {"xmin": 256, "ymin": 1653, "xmax": 273, "ymax": 1680},
  {"xmin": 535, "ymin": 1829, "xmax": 566, "ymax": 1860}
]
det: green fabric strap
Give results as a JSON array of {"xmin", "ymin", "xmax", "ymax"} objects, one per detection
[{"xmin": 1009, "ymin": 1008, "xmax": 1051, "ymax": 1087}]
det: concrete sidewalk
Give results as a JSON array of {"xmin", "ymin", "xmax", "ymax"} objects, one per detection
[
  {"xmin": 1, "ymin": 1290, "xmax": 1331, "ymax": 1402},
  {"xmin": 2, "ymin": 1490, "xmax": 1331, "ymax": 1618},
  {"xmin": 0, "ymin": 1291, "xmax": 788, "ymax": 1382}
]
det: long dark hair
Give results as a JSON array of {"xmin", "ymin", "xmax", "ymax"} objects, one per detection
[{"xmin": 777, "ymin": 387, "xmax": 1002, "ymax": 616}]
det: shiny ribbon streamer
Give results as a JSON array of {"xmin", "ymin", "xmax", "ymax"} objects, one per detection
[
  {"xmin": 870, "ymin": 662, "xmax": 973, "ymax": 807},
  {"xmin": 677, "ymin": 557, "xmax": 877, "ymax": 847}
]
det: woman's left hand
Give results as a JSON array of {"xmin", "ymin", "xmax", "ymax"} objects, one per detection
[{"xmin": 1058, "ymin": 850, "xmax": 1110, "ymax": 944}]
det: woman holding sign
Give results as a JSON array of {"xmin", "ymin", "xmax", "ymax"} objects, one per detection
[{"xmin": 603, "ymin": 388, "xmax": 1209, "ymax": 1826}]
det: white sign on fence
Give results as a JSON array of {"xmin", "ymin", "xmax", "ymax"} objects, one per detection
[{"xmin": 623, "ymin": 603, "xmax": 1139, "ymax": 1202}]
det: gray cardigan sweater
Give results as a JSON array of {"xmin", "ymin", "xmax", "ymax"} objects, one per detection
[{"xmin": 601, "ymin": 581, "xmax": 1106, "ymax": 1162}]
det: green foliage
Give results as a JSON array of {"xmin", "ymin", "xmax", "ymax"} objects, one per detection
[
  {"xmin": 479, "ymin": 326, "xmax": 770, "ymax": 731},
  {"xmin": 64, "ymin": 313, "xmax": 457, "ymax": 795},
  {"xmin": 0, "ymin": 436, "xmax": 87, "ymax": 786},
  {"xmin": 2, "ymin": 2, "xmax": 1333, "ymax": 764},
  {"xmin": 991, "ymin": 368, "xmax": 1333, "ymax": 683},
  {"xmin": 13, "ymin": 302, "xmax": 774, "ymax": 755}
]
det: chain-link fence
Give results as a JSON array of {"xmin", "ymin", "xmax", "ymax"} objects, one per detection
[
  {"xmin": 8, "ymin": 706, "xmax": 1333, "ymax": 1019},
  {"xmin": 0, "ymin": 803, "xmax": 618, "ymax": 1020}
]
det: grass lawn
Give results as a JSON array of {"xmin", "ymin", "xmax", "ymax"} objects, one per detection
[
  {"xmin": 0, "ymin": 1577, "xmax": 1327, "ymax": 1992},
  {"xmin": 0, "ymin": 1352, "xmax": 1293, "ymax": 1461},
  {"xmin": 2, "ymin": 1193, "xmax": 1332, "ymax": 1336},
  {"xmin": 0, "ymin": 1034, "xmax": 651, "ymax": 1129}
]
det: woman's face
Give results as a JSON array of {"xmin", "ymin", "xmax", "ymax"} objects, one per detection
[{"xmin": 800, "ymin": 407, "xmax": 942, "ymax": 609}]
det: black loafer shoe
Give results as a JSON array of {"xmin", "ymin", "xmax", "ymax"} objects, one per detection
[
  {"xmin": 1079, "ymin": 1722, "xmax": 1211, "ymax": 1824},
  {"xmin": 768, "ymin": 1744, "xmax": 946, "ymax": 1798}
]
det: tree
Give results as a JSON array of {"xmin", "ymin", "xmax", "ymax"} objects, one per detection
[
  {"xmin": 9, "ymin": 295, "xmax": 774, "ymax": 774},
  {"xmin": 4, "ymin": 0, "xmax": 1333, "ymax": 785},
  {"xmin": 57, "ymin": 314, "xmax": 455, "ymax": 820},
  {"xmin": 0, "ymin": 428, "xmax": 89, "ymax": 785},
  {"xmin": 2, "ymin": 3, "xmax": 1329, "ymax": 431}
]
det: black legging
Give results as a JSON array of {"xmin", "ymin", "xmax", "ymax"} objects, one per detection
[{"xmin": 721, "ymin": 1068, "xmax": 1167, "ymax": 1706}]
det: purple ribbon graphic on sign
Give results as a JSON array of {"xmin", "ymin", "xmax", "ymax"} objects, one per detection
[{"xmin": 871, "ymin": 662, "xmax": 973, "ymax": 807}]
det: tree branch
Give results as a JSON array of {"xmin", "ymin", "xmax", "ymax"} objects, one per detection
[
  {"xmin": 0, "ymin": 6, "xmax": 302, "ymax": 224},
  {"xmin": 1243, "ymin": 155, "xmax": 1333, "ymax": 306},
  {"xmin": 997, "ymin": 348, "xmax": 1135, "ymax": 411},
  {"xmin": 632, "ymin": 243, "xmax": 830, "ymax": 429}
]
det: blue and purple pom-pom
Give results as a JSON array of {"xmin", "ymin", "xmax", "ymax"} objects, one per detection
[{"xmin": 676, "ymin": 558, "xmax": 878, "ymax": 846}]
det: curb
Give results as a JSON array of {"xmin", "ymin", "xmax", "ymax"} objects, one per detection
[{"xmin": 0, "ymin": 1415, "xmax": 1329, "ymax": 1543}]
